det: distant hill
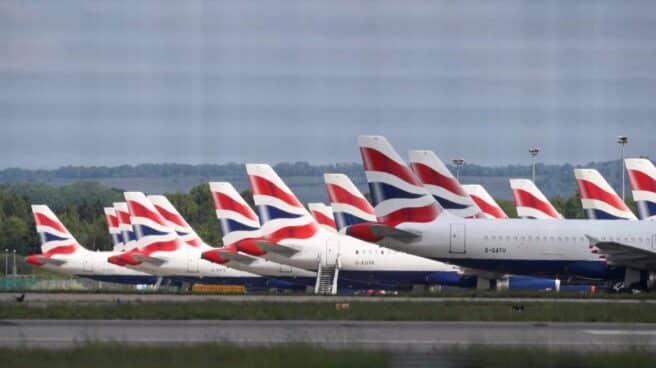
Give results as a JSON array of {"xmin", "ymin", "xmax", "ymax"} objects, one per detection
[{"xmin": 0, "ymin": 160, "xmax": 630, "ymax": 202}]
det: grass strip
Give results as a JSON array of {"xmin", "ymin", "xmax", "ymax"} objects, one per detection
[{"xmin": 1, "ymin": 344, "xmax": 655, "ymax": 368}]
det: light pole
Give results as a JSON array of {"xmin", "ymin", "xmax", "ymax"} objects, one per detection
[
  {"xmin": 617, "ymin": 135, "xmax": 628, "ymax": 201},
  {"xmin": 4, "ymin": 249, "xmax": 7, "ymax": 276},
  {"xmin": 12, "ymin": 249, "xmax": 16, "ymax": 276},
  {"xmin": 452, "ymin": 159, "xmax": 465, "ymax": 181},
  {"xmin": 529, "ymin": 148, "xmax": 540, "ymax": 183}
]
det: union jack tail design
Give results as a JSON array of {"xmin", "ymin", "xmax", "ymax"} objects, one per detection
[
  {"xmin": 124, "ymin": 192, "xmax": 181, "ymax": 259},
  {"xmin": 308, "ymin": 203, "xmax": 337, "ymax": 232},
  {"xmin": 625, "ymin": 158, "xmax": 656, "ymax": 221},
  {"xmin": 408, "ymin": 150, "xmax": 483, "ymax": 219},
  {"xmin": 114, "ymin": 202, "xmax": 137, "ymax": 249},
  {"xmin": 461, "ymin": 184, "xmax": 508, "ymax": 219},
  {"xmin": 323, "ymin": 173, "xmax": 376, "ymax": 230},
  {"xmin": 208, "ymin": 181, "xmax": 263, "ymax": 256},
  {"xmin": 104, "ymin": 207, "xmax": 123, "ymax": 246},
  {"xmin": 510, "ymin": 179, "xmax": 562, "ymax": 219},
  {"xmin": 246, "ymin": 164, "xmax": 319, "ymax": 243},
  {"xmin": 358, "ymin": 135, "xmax": 442, "ymax": 226},
  {"xmin": 31, "ymin": 205, "xmax": 82, "ymax": 257},
  {"xmin": 574, "ymin": 169, "xmax": 637, "ymax": 220},
  {"xmin": 147, "ymin": 195, "xmax": 204, "ymax": 249}
]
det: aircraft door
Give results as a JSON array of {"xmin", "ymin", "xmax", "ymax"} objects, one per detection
[
  {"xmin": 449, "ymin": 224, "xmax": 466, "ymax": 254},
  {"xmin": 652, "ymin": 234, "xmax": 656, "ymax": 250},
  {"xmin": 323, "ymin": 239, "xmax": 339, "ymax": 266}
]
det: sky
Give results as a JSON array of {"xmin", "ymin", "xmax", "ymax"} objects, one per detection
[{"xmin": 1, "ymin": 1, "xmax": 655, "ymax": 169}]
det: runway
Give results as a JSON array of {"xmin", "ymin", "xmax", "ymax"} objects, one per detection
[
  {"xmin": 1, "ymin": 292, "xmax": 655, "ymax": 305},
  {"xmin": 1, "ymin": 320, "xmax": 655, "ymax": 351}
]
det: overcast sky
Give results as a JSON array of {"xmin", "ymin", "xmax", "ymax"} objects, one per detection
[{"xmin": 2, "ymin": 1, "xmax": 655, "ymax": 169}]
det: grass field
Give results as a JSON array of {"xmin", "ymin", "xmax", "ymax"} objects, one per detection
[
  {"xmin": 0, "ymin": 344, "xmax": 654, "ymax": 368},
  {"xmin": 2, "ymin": 300, "xmax": 656, "ymax": 322}
]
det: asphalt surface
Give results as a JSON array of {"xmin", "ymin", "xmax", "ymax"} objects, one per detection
[
  {"xmin": 2, "ymin": 293, "xmax": 656, "ymax": 305},
  {"xmin": 0, "ymin": 320, "xmax": 655, "ymax": 351}
]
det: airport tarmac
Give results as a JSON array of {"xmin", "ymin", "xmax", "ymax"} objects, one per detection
[
  {"xmin": 1, "ymin": 292, "xmax": 656, "ymax": 305},
  {"xmin": 0, "ymin": 320, "xmax": 655, "ymax": 351}
]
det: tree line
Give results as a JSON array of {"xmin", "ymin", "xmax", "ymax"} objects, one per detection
[
  {"xmin": 0, "ymin": 181, "xmax": 637, "ymax": 256},
  {"xmin": 0, "ymin": 160, "xmax": 630, "ymax": 198}
]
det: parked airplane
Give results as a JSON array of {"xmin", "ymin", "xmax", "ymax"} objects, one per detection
[
  {"xmin": 625, "ymin": 158, "xmax": 656, "ymax": 221},
  {"xmin": 354, "ymin": 135, "xmax": 656, "ymax": 288},
  {"xmin": 197, "ymin": 182, "xmax": 316, "ymax": 287},
  {"xmin": 26, "ymin": 205, "xmax": 157, "ymax": 284},
  {"xmin": 308, "ymin": 203, "xmax": 337, "ymax": 232},
  {"xmin": 462, "ymin": 184, "xmax": 508, "ymax": 219},
  {"xmin": 246, "ymin": 163, "xmax": 582, "ymax": 292},
  {"xmin": 574, "ymin": 169, "xmax": 637, "ymax": 220},
  {"xmin": 323, "ymin": 172, "xmax": 585, "ymax": 291},
  {"xmin": 510, "ymin": 179, "xmax": 563, "ymax": 219},
  {"xmin": 109, "ymin": 192, "xmax": 267, "ymax": 288},
  {"xmin": 407, "ymin": 150, "xmax": 482, "ymax": 218}
]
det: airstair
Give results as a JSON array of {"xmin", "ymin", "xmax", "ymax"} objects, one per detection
[{"xmin": 314, "ymin": 260, "xmax": 339, "ymax": 295}]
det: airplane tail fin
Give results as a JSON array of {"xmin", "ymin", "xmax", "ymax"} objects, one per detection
[
  {"xmin": 124, "ymin": 192, "xmax": 181, "ymax": 258},
  {"xmin": 246, "ymin": 164, "xmax": 319, "ymax": 243},
  {"xmin": 208, "ymin": 181, "xmax": 263, "ymax": 256},
  {"xmin": 104, "ymin": 207, "xmax": 124, "ymax": 247},
  {"xmin": 408, "ymin": 150, "xmax": 483, "ymax": 218},
  {"xmin": 625, "ymin": 158, "xmax": 656, "ymax": 221},
  {"xmin": 510, "ymin": 179, "xmax": 562, "ymax": 219},
  {"xmin": 323, "ymin": 173, "xmax": 377, "ymax": 230},
  {"xmin": 358, "ymin": 135, "xmax": 443, "ymax": 227},
  {"xmin": 114, "ymin": 202, "xmax": 137, "ymax": 250},
  {"xmin": 308, "ymin": 203, "xmax": 337, "ymax": 232},
  {"xmin": 574, "ymin": 169, "xmax": 637, "ymax": 220},
  {"xmin": 147, "ymin": 194, "xmax": 204, "ymax": 248},
  {"xmin": 461, "ymin": 185, "xmax": 508, "ymax": 219},
  {"xmin": 31, "ymin": 205, "xmax": 82, "ymax": 258}
]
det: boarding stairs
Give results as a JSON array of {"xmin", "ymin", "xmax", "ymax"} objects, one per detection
[{"xmin": 314, "ymin": 259, "xmax": 340, "ymax": 295}]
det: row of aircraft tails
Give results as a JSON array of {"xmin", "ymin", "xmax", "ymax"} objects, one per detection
[{"xmin": 26, "ymin": 137, "xmax": 656, "ymax": 294}]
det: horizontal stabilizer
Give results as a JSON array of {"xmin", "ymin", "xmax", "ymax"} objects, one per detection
[
  {"xmin": 254, "ymin": 241, "xmax": 300, "ymax": 257},
  {"xmin": 368, "ymin": 224, "xmax": 421, "ymax": 243},
  {"xmin": 586, "ymin": 235, "xmax": 656, "ymax": 270},
  {"xmin": 215, "ymin": 250, "xmax": 257, "ymax": 265},
  {"xmin": 131, "ymin": 253, "xmax": 167, "ymax": 266}
]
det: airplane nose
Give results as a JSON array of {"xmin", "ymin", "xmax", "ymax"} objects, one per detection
[
  {"xmin": 25, "ymin": 254, "xmax": 45, "ymax": 266},
  {"xmin": 201, "ymin": 249, "xmax": 227, "ymax": 264}
]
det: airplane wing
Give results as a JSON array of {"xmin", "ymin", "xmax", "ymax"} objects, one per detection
[
  {"xmin": 254, "ymin": 241, "xmax": 300, "ymax": 257},
  {"xmin": 215, "ymin": 250, "xmax": 257, "ymax": 265},
  {"xmin": 587, "ymin": 235, "xmax": 656, "ymax": 270},
  {"xmin": 131, "ymin": 253, "xmax": 167, "ymax": 266}
]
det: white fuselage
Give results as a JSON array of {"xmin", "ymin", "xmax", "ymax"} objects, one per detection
[
  {"xmin": 390, "ymin": 213, "xmax": 656, "ymax": 279},
  {"xmin": 125, "ymin": 245, "xmax": 260, "ymax": 279},
  {"xmin": 221, "ymin": 253, "xmax": 317, "ymax": 278},
  {"xmin": 42, "ymin": 249, "xmax": 154, "ymax": 281},
  {"xmin": 261, "ymin": 228, "xmax": 460, "ymax": 274}
]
